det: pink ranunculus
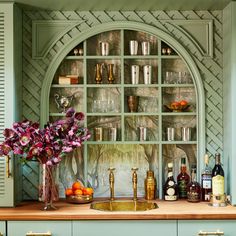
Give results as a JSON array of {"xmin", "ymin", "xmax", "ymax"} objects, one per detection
[
  {"xmin": 0, "ymin": 144, "xmax": 12, "ymax": 155},
  {"xmin": 74, "ymin": 112, "xmax": 84, "ymax": 121},
  {"xmin": 3, "ymin": 128, "xmax": 16, "ymax": 139},
  {"xmin": 0, "ymin": 107, "xmax": 90, "ymax": 167},
  {"xmin": 13, "ymin": 147, "xmax": 24, "ymax": 155},
  {"xmin": 68, "ymin": 129, "xmax": 74, "ymax": 136},
  {"xmin": 19, "ymin": 133, "xmax": 31, "ymax": 146}
]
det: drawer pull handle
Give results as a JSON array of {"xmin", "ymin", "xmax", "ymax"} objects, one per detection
[
  {"xmin": 6, "ymin": 155, "xmax": 12, "ymax": 178},
  {"xmin": 26, "ymin": 231, "xmax": 51, "ymax": 236},
  {"xmin": 198, "ymin": 230, "xmax": 224, "ymax": 235}
]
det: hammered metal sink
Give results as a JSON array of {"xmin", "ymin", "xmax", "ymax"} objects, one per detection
[{"xmin": 90, "ymin": 200, "xmax": 158, "ymax": 211}]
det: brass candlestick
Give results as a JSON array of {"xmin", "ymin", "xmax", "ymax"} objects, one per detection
[
  {"xmin": 95, "ymin": 63, "xmax": 103, "ymax": 84},
  {"xmin": 107, "ymin": 63, "xmax": 115, "ymax": 84}
]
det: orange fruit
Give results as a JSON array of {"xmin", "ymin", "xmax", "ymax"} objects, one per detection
[
  {"xmin": 72, "ymin": 181, "xmax": 82, "ymax": 191},
  {"xmin": 180, "ymin": 100, "xmax": 188, "ymax": 106},
  {"xmin": 74, "ymin": 189, "xmax": 83, "ymax": 195},
  {"xmin": 65, "ymin": 188, "xmax": 73, "ymax": 196},
  {"xmin": 171, "ymin": 101, "xmax": 180, "ymax": 109},
  {"xmin": 83, "ymin": 187, "xmax": 94, "ymax": 195}
]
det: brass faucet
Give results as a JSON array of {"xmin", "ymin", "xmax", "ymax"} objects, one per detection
[
  {"xmin": 108, "ymin": 167, "xmax": 115, "ymax": 201},
  {"xmin": 131, "ymin": 167, "xmax": 138, "ymax": 201}
]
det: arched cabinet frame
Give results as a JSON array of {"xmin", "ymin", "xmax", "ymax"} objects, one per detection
[{"xmin": 41, "ymin": 21, "xmax": 205, "ymax": 187}]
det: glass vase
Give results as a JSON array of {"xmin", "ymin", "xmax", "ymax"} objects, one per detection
[{"xmin": 39, "ymin": 164, "xmax": 59, "ymax": 211}]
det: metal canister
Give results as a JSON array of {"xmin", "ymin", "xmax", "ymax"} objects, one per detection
[{"xmin": 144, "ymin": 170, "xmax": 156, "ymax": 200}]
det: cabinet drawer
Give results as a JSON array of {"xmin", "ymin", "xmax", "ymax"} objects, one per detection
[
  {"xmin": 8, "ymin": 221, "xmax": 72, "ymax": 236},
  {"xmin": 178, "ymin": 220, "xmax": 236, "ymax": 236},
  {"xmin": 0, "ymin": 221, "xmax": 6, "ymax": 236},
  {"xmin": 73, "ymin": 220, "xmax": 177, "ymax": 236}
]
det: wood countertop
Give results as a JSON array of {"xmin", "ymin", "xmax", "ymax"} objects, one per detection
[{"xmin": 1, "ymin": 199, "xmax": 236, "ymax": 220}]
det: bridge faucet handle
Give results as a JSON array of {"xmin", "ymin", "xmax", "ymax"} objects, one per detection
[
  {"xmin": 131, "ymin": 167, "xmax": 139, "ymax": 172},
  {"xmin": 108, "ymin": 167, "xmax": 116, "ymax": 172},
  {"xmin": 131, "ymin": 167, "xmax": 138, "ymax": 181}
]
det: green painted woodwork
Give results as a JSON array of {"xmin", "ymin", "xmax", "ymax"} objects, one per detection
[
  {"xmin": 223, "ymin": 2, "xmax": 236, "ymax": 206},
  {"xmin": 32, "ymin": 20, "xmax": 85, "ymax": 58},
  {"xmin": 8, "ymin": 221, "xmax": 72, "ymax": 236},
  {"xmin": 0, "ymin": 221, "xmax": 6, "ymax": 236},
  {"xmin": 22, "ymin": 10, "xmax": 223, "ymax": 200},
  {"xmin": 178, "ymin": 220, "xmax": 236, "ymax": 236},
  {"xmin": 73, "ymin": 220, "xmax": 177, "ymax": 236},
  {"xmin": 0, "ymin": 3, "xmax": 22, "ymax": 207},
  {"xmin": 12, "ymin": 0, "xmax": 233, "ymax": 11},
  {"xmin": 5, "ymin": 219, "xmax": 236, "ymax": 236},
  {"xmin": 42, "ymin": 27, "xmax": 202, "ymax": 198}
]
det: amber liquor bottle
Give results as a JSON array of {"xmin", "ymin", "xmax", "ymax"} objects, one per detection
[
  {"xmin": 187, "ymin": 165, "xmax": 201, "ymax": 202},
  {"xmin": 163, "ymin": 162, "xmax": 178, "ymax": 201},
  {"xmin": 177, "ymin": 157, "xmax": 190, "ymax": 199},
  {"xmin": 201, "ymin": 154, "xmax": 212, "ymax": 201}
]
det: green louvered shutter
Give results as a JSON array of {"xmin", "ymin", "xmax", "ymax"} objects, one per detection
[{"xmin": 0, "ymin": 4, "xmax": 15, "ymax": 207}]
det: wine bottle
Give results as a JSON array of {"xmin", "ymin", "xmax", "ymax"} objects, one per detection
[
  {"xmin": 177, "ymin": 157, "xmax": 190, "ymax": 199},
  {"xmin": 212, "ymin": 153, "xmax": 224, "ymax": 196},
  {"xmin": 201, "ymin": 154, "xmax": 212, "ymax": 201},
  {"xmin": 163, "ymin": 162, "xmax": 178, "ymax": 201},
  {"xmin": 187, "ymin": 165, "xmax": 201, "ymax": 202}
]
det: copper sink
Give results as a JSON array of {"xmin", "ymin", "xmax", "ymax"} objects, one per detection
[{"xmin": 90, "ymin": 200, "xmax": 158, "ymax": 211}]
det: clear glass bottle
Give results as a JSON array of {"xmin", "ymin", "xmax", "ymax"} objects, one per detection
[
  {"xmin": 163, "ymin": 162, "xmax": 178, "ymax": 201},
  {"xmin": 201, "ymin": 154, "xmax": 212, "ymax": 201},
  {"xmin": 187, "ymin": 165, "xmax": 201, "ymax": 202},
  {"xmin": 212, "ymin": 153, "xmax": 224, "ymax": 196},
  {"xmin": 177, "ymin": 157, "xmax": 190, "ymax": 199}
]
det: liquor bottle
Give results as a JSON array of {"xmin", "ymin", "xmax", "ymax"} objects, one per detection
[
  {"xmin": 201, "ymin": 154, "xmax": 212, "ymax": 201},
  {"xmin": 212, "ymin": 153, "xmax": 224, "ymax": 197},
  {"xmin": 177, "ymin": 157, "xmax": 190, "ymax": 199},
  {"xmin": 187, "ymin": 165, "xmax": 201, "ymax": 202},
  {"xmin": 163, "ymin": 162, "xmax": 178, "ymax": 201}
]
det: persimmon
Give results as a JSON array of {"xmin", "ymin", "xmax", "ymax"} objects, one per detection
[{"xmin": 65, "ymin": 188, "xmax": 73, "ymax": 196}]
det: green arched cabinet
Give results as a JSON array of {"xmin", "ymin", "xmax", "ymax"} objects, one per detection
[{"xmin": 40, "ymin": 21, "xmax": 205, "ymax": 199}]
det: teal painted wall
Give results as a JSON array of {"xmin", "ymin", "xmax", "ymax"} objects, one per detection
[{"xmin": 21, "ymin": 10, "xmax": 223, "ymax": 199}]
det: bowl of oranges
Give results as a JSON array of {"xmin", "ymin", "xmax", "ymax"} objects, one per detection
[
  {"xmin": 165, "ymin": 100, "xmax": 190, "ymax": 112},
  {"xmin": 65, "ymin": 181, "xmax": 94, "ymax": 204}
]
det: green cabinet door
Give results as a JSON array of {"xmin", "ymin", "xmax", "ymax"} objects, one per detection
[
  {"xmin": 8, "ymin": 221, "xmax": 72, "ymax": 236},
  {"xmin": 178, "ymin": 220, "xmax": 236, "ymax": 236},
  {"xmin": 73, "ymin": 220, "xmax": 177, "ymax": 236},
  {"xmin": 0, "ymin": 221, "xmax": 6, "ymax": 236}
]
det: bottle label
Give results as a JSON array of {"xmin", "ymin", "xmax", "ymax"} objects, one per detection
[
  {"xmin": 164, "ymin": 195, "xmax": 177, "ymax": 201},
  {"xmin": 178, "ymin": 180, "xmax": 187, "ymax": 198},
  {"xmin": 168, "ymin": 180, "xmax": 174, "ymax": 186},
  {"xmin": 167, "ymin": 188, "xmax": 175, "ymax": 196},
  {"xmin": 202, "ymin": 174, "xmax": 212, "ymax": 189},
  {"xmin": 168, "ymin": 172, "xmax": 173, "ymax": 178},
  {"xmin": 212, "ymin": 175, "xmax": 224, "ymax": 195}
]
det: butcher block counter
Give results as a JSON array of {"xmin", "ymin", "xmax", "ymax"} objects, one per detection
[{"xmin": 0, "ymin": 199, "xmax": 236, "ymax": 220}]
